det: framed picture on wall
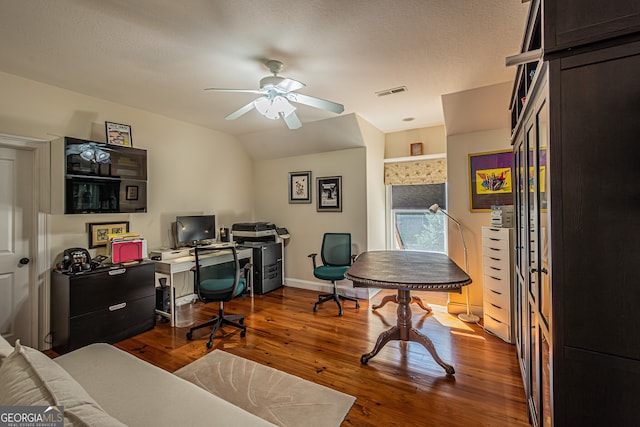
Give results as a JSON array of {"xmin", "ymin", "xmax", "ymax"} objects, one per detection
[
  {"xmin": 410, "ymin": 142, "xmax": 423, "ymax": 156},
  {"xmin": 288, "ymin": 171, "xmax": 312, "ymax": 203},
  {"xmin": 316, "ymin": 176, "xmax": 342, "ymax": 212},
  {"xmin": 468, "ymin": 149, "xmax": 514, "ymax": 212},
  {"xmin": 105, "ymin": 121, "xmax": 133, "ymax": 147},
  {"xmin": 88, "ymin": 221, "xmax": 130, "ymax": 248}
]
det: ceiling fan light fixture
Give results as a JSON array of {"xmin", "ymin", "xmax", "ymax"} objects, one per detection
[
  {"xmin": 272, "ymin": 96, "xmax": 296, "ymax": 117},
  {"xmin": 254, "ymin": 95, "xmax": 296, "ymax": 120},
  {"xmin": 254, "ymin": 96, "xmax": 270, "ymax": 115}
]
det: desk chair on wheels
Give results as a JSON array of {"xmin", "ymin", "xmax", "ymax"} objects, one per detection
[
  {"xmin": 308, "ymin": 233, "xmax": 360, "ymax": 316},
  {"xmin": 186, "ymin": 246, "xmax": 250, "ymax": 349}
]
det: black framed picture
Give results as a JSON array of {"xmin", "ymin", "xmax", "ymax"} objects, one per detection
[
  {"xmin": 288, "ymin": 171, "xmax": 312, "ymax": 204},
  {"xmin": 126, "ymin": 185, "xmax": 139, "ymax": 200},
  {"xmin": 316, "ymin": 176, "xmax": 342, "ymax": 212}
]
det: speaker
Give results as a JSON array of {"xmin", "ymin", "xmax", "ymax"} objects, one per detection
[{"xmin": 155, "ymin": 286, "xmax": 170, "ymax": 313}]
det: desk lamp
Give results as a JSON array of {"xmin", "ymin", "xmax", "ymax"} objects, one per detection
[{"xmin": 428, "ymin": 204, "xmax": 480, "ymax": 323}]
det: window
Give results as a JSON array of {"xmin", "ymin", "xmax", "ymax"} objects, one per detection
[{"xmin": 387, "ymin": 184, "xmax": 447, "ymax": 253}]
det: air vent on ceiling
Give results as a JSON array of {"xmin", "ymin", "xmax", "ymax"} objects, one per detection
[{"xmin": 375, "ymin": 86, "xmax": 407, "ymax": 97}]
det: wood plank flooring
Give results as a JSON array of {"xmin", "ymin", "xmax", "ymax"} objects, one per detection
[{"xmin": 114, "ymin": 287, "xmax": 530, "ymax": 427}]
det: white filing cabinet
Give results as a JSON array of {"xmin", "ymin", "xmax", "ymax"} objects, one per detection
[{"xmin": 481, "ymin": 226, "xmax": 514, "ymax": 343}]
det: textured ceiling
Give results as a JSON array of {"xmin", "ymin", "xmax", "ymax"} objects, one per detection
[{"xmin": 0, "ymin": 0, "xmax": 528, "ymax": 143}]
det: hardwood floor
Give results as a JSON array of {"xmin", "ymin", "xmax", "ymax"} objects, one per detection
[{"xmin": 114, "ymin": 287, "xmax": 530, "ymax": 427}]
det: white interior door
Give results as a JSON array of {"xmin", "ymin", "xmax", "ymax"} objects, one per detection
[{"xmin": 0, "ymin": 146, "xmax": 35, "ymax": 346}]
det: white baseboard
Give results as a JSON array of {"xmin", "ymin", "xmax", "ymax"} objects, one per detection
[{"xmin": 284, "ymin": 278, "xmax": 380, "ymax": 300}]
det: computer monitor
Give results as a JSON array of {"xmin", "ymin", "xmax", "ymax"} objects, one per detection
[{"xmin": 175, "ymin": 215, "xmax": 216, "ymax": 247}]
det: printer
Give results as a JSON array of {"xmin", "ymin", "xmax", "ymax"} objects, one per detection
[{"xmin": 231, "ymin": 222, "xmax": 288, "ymax": 295}]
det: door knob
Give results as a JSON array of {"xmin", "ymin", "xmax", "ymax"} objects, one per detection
[{"xmin": 20, "ymin": 257, "xmax": 30, "ymax": 265}]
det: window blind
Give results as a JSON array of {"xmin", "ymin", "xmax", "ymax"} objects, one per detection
[{"xmin": 391, "ymin": 184, "xmax": 446, "ymax": 210}]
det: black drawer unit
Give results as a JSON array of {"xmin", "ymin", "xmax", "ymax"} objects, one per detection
[
  {"xmin": 51, "ymin": 261, "xmax": 155, "ymax": 353},
  {"xmin": 241, "ymin": 242, "xmax": 283, "ymax": 295}
]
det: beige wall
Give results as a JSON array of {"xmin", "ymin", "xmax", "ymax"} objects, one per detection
[
  {"xmin": 253, "ymin": 148, "xmax": 368, "ymax": 286},
  {"xmin": 385, "ymin": 125, "xmax": 446, "ymax": 158},
  {"xmin": 358, "ymin": 116, "xmax": 387, "ymax": 251},
  {"xmin": 445, "ymin": 128, "xmax": 512, "ymax": 314},
  {"xmin": 0, "ymin": 71, "xmax": 254, "ymax": 266}
]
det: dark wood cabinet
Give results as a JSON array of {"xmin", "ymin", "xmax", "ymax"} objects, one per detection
[
  {"xmin": 544, "ymin": 0, "xmax": 640, "ymax": 54},
  {"xmin": 51, "ymin": 261, "xmax": 155, "ymax": 353},
  {"xmin": 511, "ymin": 1, "xmax": 640, "ymax": 425}
]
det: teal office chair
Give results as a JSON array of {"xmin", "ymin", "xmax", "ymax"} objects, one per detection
[
  {"xmin": 186, "ymin": 246, "xmax": 250, "ymax": 349},
  {"xmin": 308, "ymin": 233, "xmax": 360, "ymax": 316}
]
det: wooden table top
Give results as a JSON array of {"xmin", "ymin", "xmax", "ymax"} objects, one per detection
[{"xmin": 345, "ymin": 250, "xmax": 471, "ymax": 292}]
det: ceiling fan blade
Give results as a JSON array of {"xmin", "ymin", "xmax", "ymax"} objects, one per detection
[
  {"xmin": 205, "ymin": 88, "xmax": 264, "ymax": 94},
  {"xmin": 225, "ymin": 101, "xmax": 257, "ymax": 120},
  {"xmin": 275, "ymin": 78, "xmax": 305, "ymax": 93},
  {"xmin": 286, "ymin": 93, "xmax": 344, "ymax": 114},
  {"xmin": 282, "ymin": 111, "xmax": 302, "ymax": 130}
]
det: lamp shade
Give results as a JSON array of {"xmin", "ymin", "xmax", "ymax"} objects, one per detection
[{"xmin": 254, "ymin": 95, "xmax": 296, "ymax": 120}]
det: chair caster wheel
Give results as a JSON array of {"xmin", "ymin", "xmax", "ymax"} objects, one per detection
[
  {"xmin": 338, "ymin": 311, "xmax": 343, "ymax": 317},
  {"xmin": 206, "ymin": 341, "xmax": 213, "ymax": 349},
  {"xmin": 355, "ymin": 302, "xmax": 360, "ymax": 309},
  {"xmin": 186, "ymin": 332, "xmax": 193, "ymax": 340},
  {"xmin": 313, "ymin": 305, "xmax": 319, "ymax": 312},
  {"xmin": 239, "ymin": 318, "xmax": 244, "ymax": 325},
  {"xmin": 360, "ymin": 355, "xmax": 369, "ymax": 365},
  {"xmin": 241, "ymin": 331, "xmax": 246, "ymax": 338}
]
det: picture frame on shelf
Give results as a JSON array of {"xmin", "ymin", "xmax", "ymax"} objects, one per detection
[
  {"xmin": 88, "ymin": 221, "xmax": 130, "ymax": 248},
  {"xmin": 288, "ymin": 171, "xmax": 312, "ymax": 204},
  {"xmin": 468, "ymin": 149, "xmax": 514, "ymax": 212},
  {"xmin": 410, "ymin": 142, "xmax": 423, "ymax": 156},
  {"xmin": 105, "ymin": 121, "xmax": 133, "ymax": 147},
  {"xmin": 316, "ymin": 176, "xmax": 342, "ymax": 212},
  {"xmin": 126, "ymin": 185, "xmax": 139, "ymax": 201}
]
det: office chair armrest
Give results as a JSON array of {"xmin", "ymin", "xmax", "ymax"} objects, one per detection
[{"xmin": 307, "ymin": 253, "xmax": 317, "ymax": 269}]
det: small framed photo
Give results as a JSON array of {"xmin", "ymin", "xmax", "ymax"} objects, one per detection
[
  {"xmin": 410, "ymin": 142, "xmax": 423, "ymax": 156},
  {"xmin": 105, "ymin": 121, "xmax": 133, "ymax": 147},
  {"xmin": 288, "ymin": 171, "xmax": 312, "ymax": 204},
  {"xmin": 126, "ymin": 185, "xmax": 139, "ymax": 200},
  {"xmin": 88, "ymin": 221, "xmax": 130, "ymax": 248},
  {"xmin": 316, "ymin": 176, "xmax": 342, "ymax": 212}
]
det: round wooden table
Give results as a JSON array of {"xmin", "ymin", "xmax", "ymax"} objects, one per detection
[{"xmin": 345, "ymin": 250, "xmax": 472, "ymax": 375}]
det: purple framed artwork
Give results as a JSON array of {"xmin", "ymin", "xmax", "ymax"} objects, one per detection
[{"xmin": 468, "ymin": 149, "xmax": 514, "ymax": 212}]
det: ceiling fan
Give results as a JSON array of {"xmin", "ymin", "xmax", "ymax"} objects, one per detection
[{"xmin": 205, "ymin": 60, "xmax": 344, "ymax": 130}]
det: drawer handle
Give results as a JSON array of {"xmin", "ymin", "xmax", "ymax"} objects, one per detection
[
  {"xmin": 489, "ymin": 256, "xmax": 501, "ymax": 261},
  {"xmin": 489, "ymin": 266, "xmax": 502, "ymax": 271},
  {"xmin": 490, "ymin": 302, "xmax": 502, "ymax": 309},
  {"xmin": 108, "ymin": 268, "xmax": 126, "ymax": 276},
  {"xmin": 109, "ymin": 302, "xmax": 127, "ymax": 311},
  {"xmin": 489, "ymin": 247, "xmax": 501, "ymax": 252},
  {"xmin": 487, "ymin": 314, "xmax": 502, "ymax": 324},
  {"xmin": 489, "ymin": 238, "xmax": 500, "ymax": 241},
  {"xmin": 489, "ymin": 276, "xmax": 502, "ymax": 281},
  {"xmin": 490, "ymin": 289, "xmax": 503, "ymax": 295}
]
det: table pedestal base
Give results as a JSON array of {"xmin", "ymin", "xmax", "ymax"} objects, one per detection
[
  {"xmin": 371, "ymin": 294, "xmax": 432, "ymax": 313},
  {"xmin": 361, "ymin": 289, "xmax": 455, "ymax": 375}
]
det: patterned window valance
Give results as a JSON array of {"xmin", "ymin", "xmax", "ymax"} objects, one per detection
[{"xmin": 384, "ymin": 159, "xmax": 447, "ymax": 185}]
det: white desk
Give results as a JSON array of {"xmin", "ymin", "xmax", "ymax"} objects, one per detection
[{"xmin": 153, "ymin": 247, "xmax": 253, "ymax": 326}]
